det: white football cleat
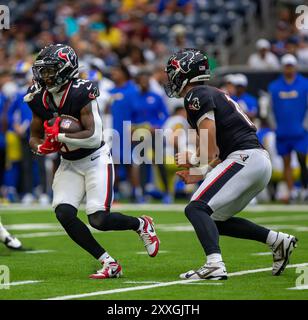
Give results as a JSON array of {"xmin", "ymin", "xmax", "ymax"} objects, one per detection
[
  {"xmin": 180, "ymin": 262, "xmax": 228, "ymax": 280},
  {"xmin": 137, "ymin": 215, "xmax": 160, "ymax": 257},
  {"xmin": 89, "ymin": 261, "xmax": 123, "ymax": 279},
  {"xmin": 4, "ymin": 235, "xmax": 22, "ymax": 250},
  {"xmin": 0, "ymin": 223, "xmax": 22, "ymax": 250},
  {"xmin": 271, "ymin": 232, "xmax": 298, "ymax": 276}
]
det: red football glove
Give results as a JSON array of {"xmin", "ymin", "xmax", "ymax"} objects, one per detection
[
  {"xmin": 37, "ymin": 137, "xmax": 62, "ymax": 155},
  {"xmin": 44, "ymin": 117, "xmax": 61, "ymax": 142}
]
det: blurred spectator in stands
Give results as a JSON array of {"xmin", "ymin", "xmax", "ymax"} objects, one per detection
[
  {"xmin": 171, "ymin": 24, "xmax": 194, "ymax": 51},
  {"xmin": 0, "ymin": 70, "xmax": 10, "ymax": 200},
  {"xmin": 120, "ymin": 0, "xmax": 152, "ymax": 13},
  {"xmin": 157, "ymin": 0, "xmax": 193, "ymax": 14},
  {"xmin": 248, "ymin": 39, "xmax": 280, "ymax": 70},
  {"xmin": 163, "ymin": 106, "xmax": 191, "ymax": 199},
  {"xmin": 268, "ymin": 54, "xmax": 308, "ymax": 202},
  {"xmin": 107, "ymin": 64, "xmax": 139, "ymax": 201},
  {"xmin": 93, "ymin": 41, "xmax": 119, "ymax": 67},
  {"xmin": 99, "ymin": 14, "xmax": 123, "ymax": 49},
  {"xmin": 8, "ymin": 62, "xmax": 48, "ymax": 204},
  {"xmin": 271, "ymin": 21, "xmax": 292, "ymax": 58},
  {"xmin": 70, "ymin": 37, "xmax": 96, "ymax": 71},
  {"xmin": 133, "ymin": 70, "xmax": 170, "ymax": 203},
  {"xmin": 220, "ymin": 74, "xmax": 236, "ymax": 96},
  {"xmin": 0, "ymin": 70, "xmax": 20, "ymax": 202},
  {"xmin": 123, "ymin": 45, "xmax": 147, "ymax": 77},
  {"xmin": 34, "ymin": 31, "xmax": 55, "ymax": 53},
  {"xmin": 297, "ymin": 35, "xmax": 308, "ymax": 66},
  {"xmin": 285, "ymin": 36, "xmax": 299, "ymax": 57},
  {"xmin": 8, "ymin": 37, "xmax": 32, "ymax": 65},
  {"xmin": 127, "ymin": 13, "xmax": 151, "ymax": 46},
  {"xmin": 257, "ymin": 118, "xmax": 300, "ymax": 202},
  {"xmin": 113, "ymin": 32, "xmax": 131, "ymax": 61},
  {"xmin": 232, "ymin": 74, "xmax": 258, "ymax": 121},
  {"xmin": 149, "ymin": 62, "xmax": 181, "ymax": 113},
  {"xmin": 163, "ymin": 106, "xmax": 189, "ymax": 158}
]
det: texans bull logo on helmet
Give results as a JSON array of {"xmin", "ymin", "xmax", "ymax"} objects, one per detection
[
  {"xmin": 56, "ymin": 46, "xmax": 78, "ymax": 69},
  {"xmin": 170, "ymin": 50, "xmax": 196, "ymax": 74}
]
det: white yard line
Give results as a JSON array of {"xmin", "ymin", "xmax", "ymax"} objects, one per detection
[
  {"xmin": 124, "ymin": 281, "xmax": 161, "ymax": 284},
  {"xmin": 17, "ymin": 231, "xmax": 66, "ymax": 238},
  {"xmin": 2, "ymin": 280, "xmax": 42, "ymax": 287},
  {"xmin": 251, "ymin": 215, "xmax": 308, "ymax": 223},
  {"xmin": 6, "ymin": 223, "xmax": 60, "ymax": 231},
  {"xmin": 24, "ymin": 250, "xmax": 56, "ymax": 254},
  {"xmin": 251, "ymin": 252, "xmax": 272, "ymax": 256},
  {"xmin": 258, "ymin": 224, "xmax": 308, "ymax": 232},
  {"xmin": 287, "ymin": 285, "xmax": 308, "ymax": 290},
  {"xmin": 136, "ymin": 250, "xmax": 169, "ymax": 255},
  {"xmin": 181, "ymin": 282, "xmax": 223, "ymax": 286},
  {"xmin": 44, "ymin": 262, "xmax": 308, "ymax": 300},
  {"xmin": 1, "ymin": 203, "xmax": 308, "ymax": 213}
]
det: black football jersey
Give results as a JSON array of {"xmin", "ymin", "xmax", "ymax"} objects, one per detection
[
  {"xmin": 184, "ymin": 85, "xmax": 262, "ymax": 161},
  {"xmin": 26, "ymin": 79, "xmax": 102, "ymax": 160}
]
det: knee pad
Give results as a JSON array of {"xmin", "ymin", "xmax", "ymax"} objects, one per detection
[
  {"xmin": 55, "ymin": 204, "xmax": 78, "ymax": 226},
  {"xmin": 88, "ymin": 211, "xmax": 110, "ymax": 231},
  {"xmin": 185, "ymin": 201, "xmax": 213, "ymax": 219}
]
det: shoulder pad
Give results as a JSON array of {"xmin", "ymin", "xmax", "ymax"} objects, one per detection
[{"xmin": 72, "ymin": 79, "xmax": 100, "ymax": 107}]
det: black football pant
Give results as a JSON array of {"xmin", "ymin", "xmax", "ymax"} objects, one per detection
[
  {"xmin": 185, "ymin": 201, "xmax": 270, "ymax": 257},
  {"xmin": 55, "ymin": 204, "xmax": 140, "ymax": 259}
]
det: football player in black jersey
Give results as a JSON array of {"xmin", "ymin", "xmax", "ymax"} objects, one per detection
[
  {"xmin": 164, "ymin": 48, "xmax": 297, "ymax": 280},
  {"xmin": 24, "ymin": 44, "xmax": 160, "ymax": 279}
]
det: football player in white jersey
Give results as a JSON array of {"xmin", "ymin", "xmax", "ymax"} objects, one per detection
[{"xmin": 24, "ymin": 44, "xmax": 160, "ymax": 279}]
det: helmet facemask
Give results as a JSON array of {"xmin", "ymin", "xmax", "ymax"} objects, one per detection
[{"xmin": 164, "ymin": 64, "xmax": 188, "ymax": 98}]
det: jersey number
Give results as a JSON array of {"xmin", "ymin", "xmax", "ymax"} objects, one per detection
[
  {"xmin": 224, "ymin": 94, "xmax": 255, "ymax": 128},
  {"xmin": 72, "ymin": 79, "xmax": 89, "ymax": 88}
]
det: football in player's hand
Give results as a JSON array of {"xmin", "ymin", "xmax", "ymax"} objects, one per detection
[{"xmin": 47, "ymin": 115, "xmax": 82, "ymax": 134}]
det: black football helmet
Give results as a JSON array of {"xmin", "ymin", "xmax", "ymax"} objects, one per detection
[
  {"xmin": 164, "ymin": 48, "xmax": 211, "ymax": 98},
  {"xmin": 32, "ymin": 44, "xmax": 79, "ymax": 93}
]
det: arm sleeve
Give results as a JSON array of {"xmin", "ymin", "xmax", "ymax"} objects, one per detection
[{"xmin": 58, "ymin": 99, "xmax": 103, "ymax": 149}]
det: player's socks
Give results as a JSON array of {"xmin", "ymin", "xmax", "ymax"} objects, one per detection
[
  {"xmin": 137, "ymin": 218, "xmax": 145, "ymax": 232},
  {"xmin": 207, "ymin": 253, "xmax": 223, "ymax": 264},
  {"xmin": 215, "ymin": 217, "xmax": 270, "ymax": 243},
  {"xmin": 266, "ymin": 230, "xmax": 279, "ymax": 246},
  {"xmin": 98, "ymin": 252, "xmax": 116, "ymax": 264}
]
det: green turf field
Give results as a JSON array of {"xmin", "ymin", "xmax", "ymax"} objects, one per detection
[{"xmin": 0, "ymin": 205, "xmax": 308, "ymax": 300}]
